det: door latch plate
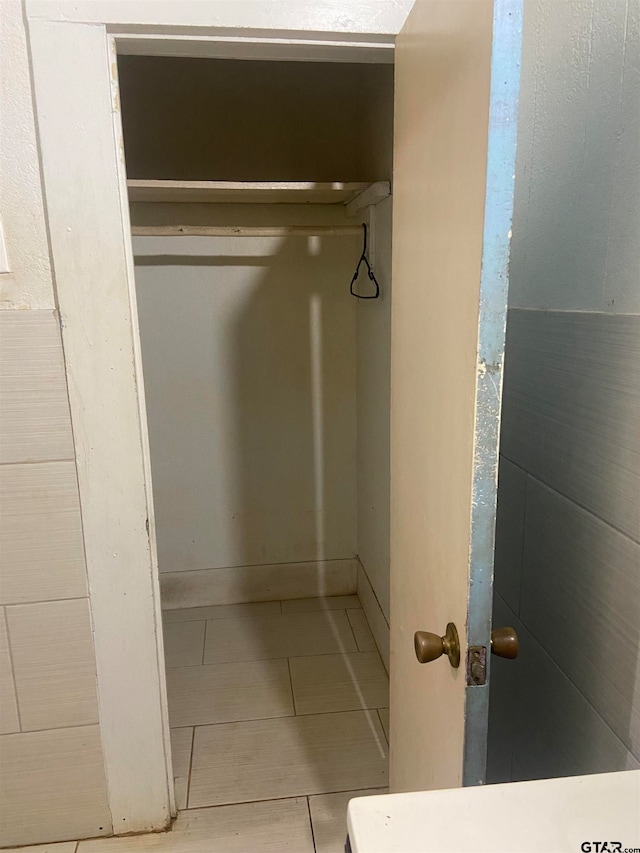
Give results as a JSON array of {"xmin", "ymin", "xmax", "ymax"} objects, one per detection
[{"xmin": 466, "ymin": 645, "xmax": 487, "ymax": 686}]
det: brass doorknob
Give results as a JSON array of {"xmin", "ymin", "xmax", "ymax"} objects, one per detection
[
  {"xmin": 414, "ymin": 622, "xmax": 460, "ymax": 668},
  {"xmin": 491, "ymin": 626, "xmax": 519, "ymax": 659}
]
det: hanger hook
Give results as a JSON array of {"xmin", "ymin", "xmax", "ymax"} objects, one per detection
[{"xmin": 350, "ymin": 222, "xmax": 380, "ymax": 300}]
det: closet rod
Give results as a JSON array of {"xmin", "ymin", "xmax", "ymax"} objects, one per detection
[{"xmin": 131, "ymin": 225, "xmax": 362, "ymax": 237}]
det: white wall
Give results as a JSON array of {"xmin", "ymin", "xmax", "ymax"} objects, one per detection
[
  {"xmin": 356, "ymin": 197, "xmax": 392, "ymax": 622},
  {"xmin": 122, "ymin": 50, "xmax": 396, "ymax": 607},
  {"xmin": 0, "ymin": 0, "xmax": 53, "ymax": 309},
  {"xmin": 132, "ymin": 204, "xmax": 359, "ymax": 579}
]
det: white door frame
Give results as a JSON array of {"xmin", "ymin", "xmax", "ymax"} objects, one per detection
[{"xmin": 25, "ymin": 0, "xmax": 409, "ymax": 833}]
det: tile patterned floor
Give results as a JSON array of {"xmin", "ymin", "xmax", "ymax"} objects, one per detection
[{"xmin": 9, "ymin": 597, "xmax": 389, "ymax": 853}]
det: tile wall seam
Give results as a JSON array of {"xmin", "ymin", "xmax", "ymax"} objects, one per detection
[
  {"xmin": 498, "ymin": 453, "xmax": 640, "ymax": 545},
  {"xmin": 3, "ymin": 604, "xmax": 23, "ymax": 732},
  {"xmin": 2, "ymin": 596, "xmax": 90, "ymax": 609},
  {"xmin": 0, "ymin": 721, "xmax": 103, "ymax": 737},
  {"xmin": 0, "ymin": 457, "xmax": 77, "ymax": 467},
  {"xmin": 507, "ymin": 307, "xmax": 640, "ymax": 318},
  {"xmin": 520, "ymin": 629, "xmax": 639, "ymax": 759},
  {"xmin": 496, "ymin": 591, "xmax": 638, "ymax": 760}
]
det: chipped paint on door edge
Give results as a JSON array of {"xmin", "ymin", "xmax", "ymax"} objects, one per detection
[{"xmin": 463, "ymin": 0, "xmax": 523, "ymax": 787}]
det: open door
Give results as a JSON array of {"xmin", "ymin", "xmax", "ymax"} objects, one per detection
[{"xmin": 390, "ymin": 0, "xmax": 522, "ymax": 792}]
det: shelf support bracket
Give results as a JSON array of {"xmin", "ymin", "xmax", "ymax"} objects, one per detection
[{"xmin": 345, "ymin": 181, "xmax": 391, "ymax": 218}]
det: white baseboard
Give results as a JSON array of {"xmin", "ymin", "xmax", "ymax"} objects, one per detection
[
  {"xmin": 356, "ymin": 560, "xmax": 390, "ymax": 673},
  {"xmin": 160, "ymin": 559, "xmax": 358, "ymax": 610}
]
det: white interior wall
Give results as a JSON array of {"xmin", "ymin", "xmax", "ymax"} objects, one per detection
[
  {"xmin": 356, "ymin": 197, "xmax": 393, "ymax": 623},
  {"xmin": 132, "ymin": 204, "xmax": 359, "ymax": 585},
  {"xmin": 0, "ymin": 0, "xmax": 53, "ymax": 310},
  {"xmin": 124, "ymin": 54, "xmax": 395, "ymax": 613}
]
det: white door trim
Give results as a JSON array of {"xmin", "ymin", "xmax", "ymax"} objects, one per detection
[
  {"xmin": 26, "ymin": 4, "xmax": 408, "ymax": 830},
  {"xmin": 114, "ymin": 33, "xmax": 395, "ymax": 63},
  {"xmin": 25, "ymin": 0, "xmax": 412, "ymax": 35},
  {"xmin": 28, "ymin": 19, "xmax": 175, "ymax": 832}
]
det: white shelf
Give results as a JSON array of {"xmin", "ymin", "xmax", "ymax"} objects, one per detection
[{"xmin": 127, "ymin": 179, "xmax": 390, "ymax": 206}]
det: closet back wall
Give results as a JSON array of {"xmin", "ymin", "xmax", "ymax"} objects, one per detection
[
  {"xmin": 132, "ymin": 204, "xmax": 359, "ymax": 607},
  {"xmin": 118, "ymin": 57, "xmax": 393, "ymax": 182}
]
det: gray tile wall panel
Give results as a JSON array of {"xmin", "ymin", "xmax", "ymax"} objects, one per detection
[
  {"xmin": 520, "ymin": 479, "xmax": 640, "ymax": 759},
  {"xmin": 488, "ymin": 594, "xmax": 639, "ymax": 784},
  {"xmin": 500, "ymin": 310, "xmax": 640, "ymax": 541}
]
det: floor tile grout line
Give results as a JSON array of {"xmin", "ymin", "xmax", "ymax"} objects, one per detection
[
  {"xmin": 162, "ymin": 602, "xmax": 284, "ymax": 623},
  {"xmin": 294, "ymin": 704, "xmax": 389, "ymax": 719},
  {"xmin": 306, "ymin": 795, "xmax": 318, "ymax": 853},
  {"xmin": 163, "ymin": 599, "xmax": 361, "ymax": 613},
  {"xmin": 181, "ymin": 707, "xmax": 389, "ymax": 732},
  {"xmin": 346, "ymin": 608, "xmax": 365, "ymax": 651},
  {"xmin": 183, "ymin": 786, "xmax": 390, "ymax": 812},
  {"xmin": 165, "ymin": 645, "xmax": 384, "ymax": 671},
  {"xmin": 377, "ymin": 709, "xmax": 389, "ymax": 745},
  {"xmin": 171, "ymin": 706, "xmax": 390, "ymax": 728},
  {"xmin": 159, "ymin": 558, "xmax": 357, "ymax": 576},
  {"xmin": 186, "ymin": 647, "xmax": 375, "ymax": 667},
  {"xmin": 174, "ymin": 710, "xmax": 296, "ymax": 730},
  {"xmin": 185, "ymin": 725, "xmax": 195, "ymax": 810},
  {"xmin": 287, "ymin": 647, "xmax": 378, "ymax": 662},
  {"xmin": 287, "ymin": 656, "xmax": 298, "ymax": 716},
  {"xmin": 7, "ymin": 720, "xmax": 100, "ymax": 735},
  {"xmin": 166, "ymin": 607, "xmax": 364, "ymax": 624},
  {"xmin": 201, "ymin": 619, "xmax": 208, "ymax": 666},
  {"xmin": 281, "ymin": 598, "xmax": 361, "ymax": 615},
  {"xmin": 3, "ymin": 604, "xmax": 24, "ymax": 732}
]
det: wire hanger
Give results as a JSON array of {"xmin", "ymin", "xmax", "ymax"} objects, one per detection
[{"xmin": 350, "ymin": 223, "xmax": 380, "ymax": 299}]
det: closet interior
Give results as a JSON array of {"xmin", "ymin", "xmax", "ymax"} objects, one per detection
[{"xmin": 119, "ymin": 54, "xmax": 394, "ymax": 847}]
